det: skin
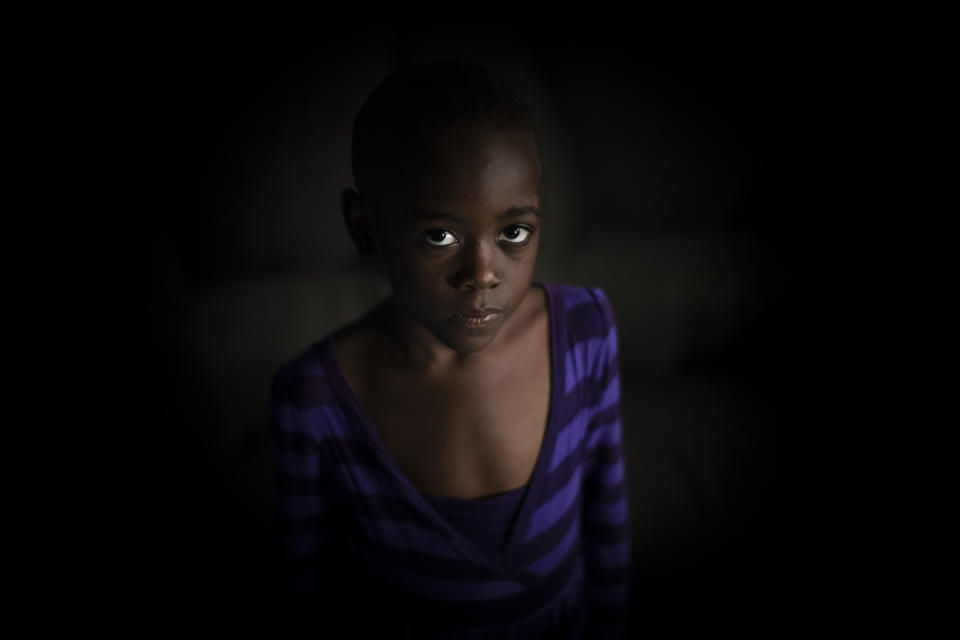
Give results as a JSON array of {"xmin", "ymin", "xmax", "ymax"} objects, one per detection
[
  {"xmin": 336, "ymin": 121, "xmax": 550, "ymax": 498},
  {"xmin": 340, "ymin": 122, "xmax": 544, "ymax": 377}
]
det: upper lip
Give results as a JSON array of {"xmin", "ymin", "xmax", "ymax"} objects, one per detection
[{"xmin": 450, "ymin": 307, "xmax": 502, "ymax": 317}]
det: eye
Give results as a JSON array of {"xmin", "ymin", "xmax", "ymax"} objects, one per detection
[
  {"xmin": 423, "ymin": 228, "xmax": 458, "ymax": 247},
  {"xmin": 500, "ymin": 225, "xmax": 533, "ymax": 244}
]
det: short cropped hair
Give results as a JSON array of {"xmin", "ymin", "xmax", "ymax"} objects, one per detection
[{"xmin": 351, "ymin": 61, "xmax": 537, "ymax": 212}]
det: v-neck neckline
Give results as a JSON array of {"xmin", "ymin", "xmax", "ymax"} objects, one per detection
[{"xmin": 317, "ymin": 281, "xmax": 564, "ymax": 586}]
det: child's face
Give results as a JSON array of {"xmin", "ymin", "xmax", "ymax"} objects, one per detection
[{"xmin": 374, "ymin": 123, "xmax": 543, "ymax": 356}]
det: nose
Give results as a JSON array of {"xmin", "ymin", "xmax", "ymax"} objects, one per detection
[{"xmin": 451, "ymin": 237, "xmax": 500, "ymax": 291}]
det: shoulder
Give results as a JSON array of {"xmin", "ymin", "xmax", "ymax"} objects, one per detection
[
  {"xmin": 269, "ymin": 334, "xmax": 353, "ymax": 451},
  {"xmin": 545, "ymin": 282, "xmax": 619, "ymax": 394},
  {"xmin": 546, "ymin": 281, "xmax": 617, "ymax": 342},
  {"xmin": 269, "ymin": 323, "xmax": 360, "ymax": 423},
  {"xmin": 271, "ymin": 294, "xmax": 386, "ymax": 395},
  {"xmin": 270, "ymin": 339, "xmax": 328, "ymax": 398}
]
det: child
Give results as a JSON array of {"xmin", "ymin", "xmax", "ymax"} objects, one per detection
[{"xmin": 268, "ymin": 61, "xmax": 630, "ymax": 638}]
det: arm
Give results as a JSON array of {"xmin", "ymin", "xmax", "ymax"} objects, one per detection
[
  {"xmin": 268, "ymin": 370, "xmax": 341, "ymax": 638},
  {"xmin": 581, "ymin": 288, "xmax": 632, "ymax": 638}
]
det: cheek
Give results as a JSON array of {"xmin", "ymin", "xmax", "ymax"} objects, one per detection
[
  {"xmin": 511, "ymin": 244, "xmax": 539, "ymax": 269},
  {"xmin": 392, "ymin": 255, "xmax": 443, "ymax": 299}
]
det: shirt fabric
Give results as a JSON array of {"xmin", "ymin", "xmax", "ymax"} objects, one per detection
[
  {"xmin": 268, "ymin": 281, "xmax": 630, "ymax": 639},
  {"xmin": 422, "ymin": 483, "xmax": 528, "ymax": 558}
]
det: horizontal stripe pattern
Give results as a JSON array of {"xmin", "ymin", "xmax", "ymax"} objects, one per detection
[
  {"xmin": 268, "ymin": 282, "xmax": 630, "ymax": 636},
  {"xmin": 372, "ymin": 558, "xmax": 526, "ymax": 601},
  {"xmin": 580, "ymin": 287, "xmax": 630, "ymax": 637},
  {"xmin": 524, "ymin": 462, "xmax": 583, "ymax": 542},
  {"xmin": 564, "ymin": 326, "xmax": 616, "ymax": 394}
]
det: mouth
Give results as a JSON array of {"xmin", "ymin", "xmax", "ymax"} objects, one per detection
[
  {"xmin": 448, "ymin": 308, "xmax": 502, "ymax": 328},
  {"xmin": 450, "ymin": 307, "xmax": 502, "ymax": 318}
]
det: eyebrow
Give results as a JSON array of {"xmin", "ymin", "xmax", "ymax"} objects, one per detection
[{"xmin": 411, "ymin": 205, "xmax": 540, "ymax": 223}]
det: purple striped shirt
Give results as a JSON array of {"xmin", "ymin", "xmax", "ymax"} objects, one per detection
[
  {"xmin": 423, "ymin": 483, "xmax": 527, "ymax": 558},
  {"xmin": 268, "ymin": 282, "xmax": 630, "ymax": 638}
]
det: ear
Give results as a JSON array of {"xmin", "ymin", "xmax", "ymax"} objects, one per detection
[{"xmin": 341, "ymin": 188, "xmax": 381, "ymax": 259}]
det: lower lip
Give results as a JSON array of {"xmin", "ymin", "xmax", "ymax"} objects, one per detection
[{"xmin": 448, "ymin": 311, "xmax": 501, "ymax": 328}]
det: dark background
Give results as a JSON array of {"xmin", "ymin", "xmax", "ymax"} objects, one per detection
[{"xmin": 101, "ymin": 13, "xmax": 881, "ymax": 636}]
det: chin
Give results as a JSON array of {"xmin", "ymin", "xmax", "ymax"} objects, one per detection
[{"xmin": 439, "ymin": 328, "xmax": 499, "ymax": 355}]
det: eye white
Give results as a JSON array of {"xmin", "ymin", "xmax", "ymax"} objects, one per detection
[
  {"xmin": 501, "ymin": 226, "xmax": 531, "ymax": 243},
  {"xmin": 425, "ymin": 230, "xmax": 457, "ymax": 246}
]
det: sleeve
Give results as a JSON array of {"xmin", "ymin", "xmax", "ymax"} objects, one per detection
[
  {"xmin": 268, "ymin": 369, "xmax": 344, "ymax": 638},
  {"xmin": 581, "ymin": 287, "xmax": 632, "ymax": 638}
]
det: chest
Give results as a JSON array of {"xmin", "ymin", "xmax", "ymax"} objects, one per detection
[{"xmin": 344, "ymin": 334, "xmax": 551, "ymax": 500}]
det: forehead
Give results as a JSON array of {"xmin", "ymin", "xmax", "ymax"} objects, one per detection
[{"xmin": 393, "ymin": 125, "xmax": 542, "ymax": 219}]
